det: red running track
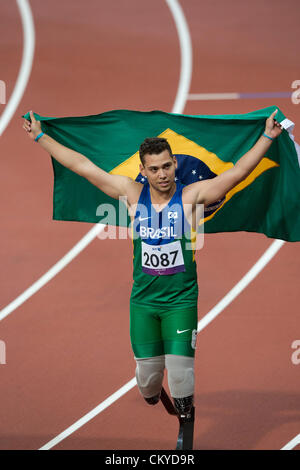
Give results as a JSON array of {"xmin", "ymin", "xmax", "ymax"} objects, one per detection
[{"xmin": 0, "ymin": 0, "xmax": 299, "ymax": 450}]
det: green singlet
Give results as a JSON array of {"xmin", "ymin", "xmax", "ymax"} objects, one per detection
[{"xmin": 129, "ymin": 181, "xmax": 198, "ymax": 358}]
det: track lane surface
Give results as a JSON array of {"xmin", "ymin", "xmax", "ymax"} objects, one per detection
[{"xmin": 0, "ymin": 0, "xmax": 299, "ymax": 450}]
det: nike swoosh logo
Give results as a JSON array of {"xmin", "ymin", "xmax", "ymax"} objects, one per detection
[
  {"xmin": 177, "ymin": 329, "xmax": 190, "ymax": 334},
  {"xmin": 139, "ymin": 216, "xmax": 151, "ymax": 222}
]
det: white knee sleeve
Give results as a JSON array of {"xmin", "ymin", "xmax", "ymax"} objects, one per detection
[
  {"xmin": 165, "ymin": 355, "xmax": 195, "ymax": 399},
  {"xmin": 135, "ymin": 356, "xmax": 165, "ymax": 398}
]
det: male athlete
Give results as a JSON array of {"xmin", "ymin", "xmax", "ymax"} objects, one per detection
[{"xmin": 23, "ymin": 110, "xmax": 282, "ymax": 448}]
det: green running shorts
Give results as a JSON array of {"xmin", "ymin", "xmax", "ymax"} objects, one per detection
[{"xmin": 130, "ymin": 302, "xmax": 198, "ymax": 358}]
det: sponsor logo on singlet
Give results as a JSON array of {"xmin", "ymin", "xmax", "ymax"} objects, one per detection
[{"xmin": 191, "ymin": 329, "xmax": 197, "ymax": 350}]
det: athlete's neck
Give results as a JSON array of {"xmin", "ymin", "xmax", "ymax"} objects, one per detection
[{"xmin": 149, "ymin": 182, "xmax": 176, "ymax": 210}]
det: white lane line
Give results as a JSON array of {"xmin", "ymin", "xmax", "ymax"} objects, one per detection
[
  {"xmin": 39, "ymin": 378, "xmax": 137, "ymax": 451},
  {"xmin": 2, "ymin": 0, "xmax": 287, "ymax": 451},
  {"xmin": 197, "ymin": 239, "xmax": 285, "ymax": 333},
  {"xmin": 0, "ymin": 0, "xmax": 35, "ymax": 136},
  {"xmin": 188, "ymin": 92, "xmax": 291, "ymax": 101},
  {"xmin": 0, "ymin": 0, "xmax": 192, "ymax": 322},
  {"xmin": 281, "ymin": 433, "xmax": 300, "ymax": 450},
  {"xmin": 38, "ymin": 239, "xmax": 286, "ymax": 450},
  {"xmin": 0, "ymin": 224, "xmax": 105, "ymax": 321},
  {"xmin": 166, "ymin": 0, "xmax": 192, "ymax": 114},
  {"xmin": 188, "ymin": 93, "xmax": 240, "ymax": 101},
  {"xmin": 38, "ymin": 0, "xmax": 193, "ymax": 450}
]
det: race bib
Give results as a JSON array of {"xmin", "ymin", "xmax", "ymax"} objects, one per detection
[{"xmin": 141, "ymin": 240, "xmax": 185, "ymax": 276}]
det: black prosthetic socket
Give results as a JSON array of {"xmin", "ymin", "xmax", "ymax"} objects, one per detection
[
  {"xmin": 173, "ymin": 395, "xmax": 195, "ymax": 450},
  {"xmin": 173, "ymin": 395, "xmax": 194, "ymax": 417},
  {"xmin": 144, "ymin": 392, "xmax": 160, "ymax": 405},
  {"xmin": 159, "ymin": 389, "xmax": 195, "ymax": 450}
]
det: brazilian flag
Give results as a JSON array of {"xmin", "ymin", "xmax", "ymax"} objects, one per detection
[{"xmin": 23, "ymin": 106, "xmax": 300, "ymax": 242}]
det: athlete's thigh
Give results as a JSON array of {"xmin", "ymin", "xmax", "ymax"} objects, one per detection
[
  {"xmin": 130, "ymin": 303, "xmax": 164, "ymax": 358},
  {"xmin": 161, "ymin": 306, "xmax": 198, "ymax": 357}
]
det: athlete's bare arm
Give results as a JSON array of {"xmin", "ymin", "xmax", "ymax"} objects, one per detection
[
  {"xmin": 23, "ymin": 111, "xmax": 142, "ymax": 203},
  {"xmin": 183, "ymin": 110, "xmax": 283, "ymax": 207}
]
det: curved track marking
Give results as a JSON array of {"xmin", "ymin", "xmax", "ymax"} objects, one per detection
[
  {"xmin": 1, "ymin": 0, "xmax": 289, "ymax": 451},
  {"xmin": 197, "ymin": 239, "xmax": 285, "ymax": 333},
  {"xmin": 165, "ymin": 0, "xmax": 192, "ymax": 114},
  {"xmin": 0, "ymin": 224, "xmax": 105, "ymax": 321},
  {"xmin": 0, "ymin": 0, "xmax": 192, "ymax": 321},
  {"xmin": 0, "ymin": 0, "xmax": 35, "ymax": 136},
  {"xmin": 39, "ymin": 378, "xmax": 137, "ymax": 450},
  {"xmin": 39, "ymin": 239, "xmax": 285, "ymax": 450},
  {"xmin": 281, "ymin": 433, "xmax": 300, "ymax": 450}
]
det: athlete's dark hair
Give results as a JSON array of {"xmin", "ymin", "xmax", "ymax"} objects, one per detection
[{"xmin": 139, "ymin": 137, "xmax": 172, "ymax": 165}]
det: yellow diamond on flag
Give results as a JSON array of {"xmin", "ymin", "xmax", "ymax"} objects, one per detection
[{"xmin": 110, "ymin": 128, "xmax": 279, "ymax": 223}]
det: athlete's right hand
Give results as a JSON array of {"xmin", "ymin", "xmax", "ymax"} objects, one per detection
[{"xmin": 23, "ymin": 110, "xmax": 42, "ymax": 140}]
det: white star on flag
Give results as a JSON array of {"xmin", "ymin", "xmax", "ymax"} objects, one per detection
[{"xmin": 192, "ymin": 170, "xmax": 196, "ymax": 175}]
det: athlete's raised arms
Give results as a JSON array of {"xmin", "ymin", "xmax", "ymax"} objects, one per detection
[
  {"xmin": 183, "ymin": 110, "xmax": 283, "ymax": 207},
  {"xmin": 23, "ymin": 111, "xmax": 142, "ymax": 203},
  {"xmin": 23, "ymin": 110, "xmax": 282, "ymax": 208}
]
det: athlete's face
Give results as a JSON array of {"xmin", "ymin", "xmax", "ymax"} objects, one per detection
[{"xmin": 140, "ymin": 150, "xmax": 177, "ymax": 193}]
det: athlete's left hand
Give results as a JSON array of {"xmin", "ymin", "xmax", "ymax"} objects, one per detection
[{"xmin": 264, "ymin": 109, "xmax": 283, "ymax": 139}]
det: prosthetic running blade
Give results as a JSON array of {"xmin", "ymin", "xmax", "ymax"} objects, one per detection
[
  {"xmin": 160, "ymin": 387, "xmax": 195, "ymax": 450},
  {"xmin": 175, "ymin": 406, "xmax": 195, "ymax": 450}
]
